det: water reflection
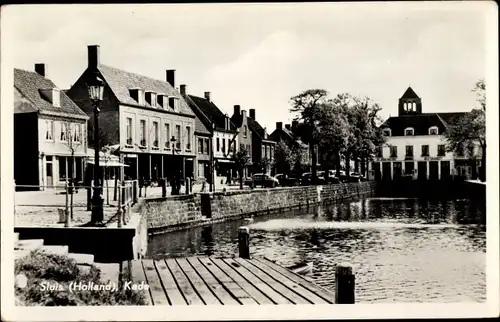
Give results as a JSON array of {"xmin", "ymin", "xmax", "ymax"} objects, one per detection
[{"xmin": 148, "ymin": 198, "xmax": 486, "ymax": 303}]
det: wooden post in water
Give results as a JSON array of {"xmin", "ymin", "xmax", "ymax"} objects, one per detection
[
  {"xmin": 238, "ymin": 226, "xmax": 250, "ymax": 259},
  {"xmin": 335, "ymin": 263, "xmax": 355, "ymax": 304}
]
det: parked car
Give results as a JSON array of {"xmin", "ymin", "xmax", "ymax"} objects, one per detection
[
  {"xmin": 274, "ymin": 174, "xmax": 299, "ymax": 186},
  {"xmin": 300, "ymin": 172, "xmax": 327, "ymax": 185},
  {"xmin": 350, "ymin": 172, "xmax": 365, "ymax": 181},
  {"xmin": 246, "ymin": 173, "xmax": 279, "ymax": 188}
]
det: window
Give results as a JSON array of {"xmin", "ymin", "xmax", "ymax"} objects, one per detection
[
  {"xmin": 383, "ymin": 128, "xmax": 391, "ymax": 137},
  {"xmin": 169, "ymin": 97, "xmax": 179, "ymax": 111},
  {"xmin": 58, "ymin": 156, "xmax": 67, "ymax": 180},
  {"xmin": 73, "ymin": 124, "xmax": 82, "ymax": 143},
  {"xmin": 175, "ymin": 125, "xmax": 181, "ymax": 149},
  {"xmin": 157, "ymin": 95, "xmax": 164, "ymax": 108},
  {"xmin": 204, "ymin": 139, "xmax": 210, "ymax": 154},
  {"xmin": 262, "ymin": 145, "xmax": 266, "ymax": 158},
  {"xmin": 60, "ymin": 123, "xmax": 67, "ymax": 142},
  {"xmin": 216, "ymin": 138, "xmax": 220, "ymax": 152},
  {"xmin": 243, "ymin": 125, "xmax": 248, "ymax": 138},
  {"xmin": 429, "ymin": 127, "xmax": 439, "ymax": 135},
  {"xmin": 126, "ymin": 118, "xmax": 133, "ymax": 145},
  {"xmin": 467, "ymin": 146, "xmax": 475, "ymax": 157},
  {"xmin": 198, "ymin": 138, "xmax": 203, "ymax": 154},
  {"xmin": 405, "ymin": 145, "xmax": 413, "ymax": 157},
  {"xmin": 186, "ymin": 126, "xmax": 191, "ymax": 150},
  {"xmin": 390, "ymin": 146, "xmax": 398, "ymax": 158},
  {"xmin": 457, "ymin": 145, "xmax": 465, "ymax": 157},
  {"xmin": 164, "ymin": 123, "xmax": 170, "ymax": 148},
  {"xmin": 438, "ymin": 145, "xmax": 446, "ymax": 156},
  {"xmin": 376, "ymin": 146, "xmax": 383, "ymax": 157},
  {"xmin": 222, "ymin": 138, "xmax": 226, "ymax": 154},
  {"xmin": 45, "ymin": 120, "xmax": 54, "ymax": 140},
  {"xmin": 404, "ymin": 128, "xmax": 414, "ymax": 136},
  {"xmin": 152, "ymin": 122, "xmax": 159, "ymax": 148},
  {"xmin": 140, "ymin": 120, "xmax": 146, "ymax": 146},
  {"xmin": 421, "ymin": 145, "xmax": 429, "ymax": 157}
]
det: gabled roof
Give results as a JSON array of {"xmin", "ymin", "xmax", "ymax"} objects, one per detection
[
  {"xmin": 435, "ymin": 112, "xmax": 466, "ymax": 126},
  {"xmin": 247, "ymin": 117, "xmax": 265, "ymax": 140},
  {"xmin": 187, "ymin": 94, "xmax": 237, "ymax": 132},
  {"xmin": 269, "ymin": 127, "xmax": 308, "ymax": 149},
  {"xmin": 381, "ymin": 112, "xmax": 466, "ymax": 136},
  {"xmin": 97, "ymin": 64, "xmax": 194, "ymax": 116},
  {"xmin": 14, "ymin": 68, "xmax": 88, "ymax": 119},
  {"xmin": 401, "ymin": 87, "xmax": 419, "ymax": 99}
]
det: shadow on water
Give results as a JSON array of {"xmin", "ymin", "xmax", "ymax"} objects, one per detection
[{"xmin": 148, "ymin": 196, "xmax": 486, "ymax": 303}]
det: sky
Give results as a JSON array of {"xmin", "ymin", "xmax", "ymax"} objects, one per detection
[{"xmin": 2, "ymin": 2, "xmax": 491, "ymax": 132}]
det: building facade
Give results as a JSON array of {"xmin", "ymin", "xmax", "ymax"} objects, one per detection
[
  {"xmin": 182, "ymin": 89, "xmax": 239, "ymax": 184},
  {"xmin": 14, "ymin": 64, "xmax": 89, "ymax": 190},
  {"xmin": 66, "ymin": 45, "xmax": 196, "ymax": 183},
  {"xmin": 370, "ymin": 87, "xmax": 478, "ymax": 180},
  {"xmin": 180, "ymin": 85, "xmax": 212, "ymax": 181},
  {"xmin": 230, "ymin": 105, "xmax": 252, "ymax": 177},
  {"xmin": 246, "ymin": 109, "xmax": 276, "ymax": 175}
]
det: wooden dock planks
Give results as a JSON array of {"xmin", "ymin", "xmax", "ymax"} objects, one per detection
[{"xmin": 130, "ymin": 256, "xmax": 335, "ymax": 305}]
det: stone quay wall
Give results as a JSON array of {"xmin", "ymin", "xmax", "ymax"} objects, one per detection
[{"xmin": 142, "ymin": 182, "xmax": 376, "ymax": 234}]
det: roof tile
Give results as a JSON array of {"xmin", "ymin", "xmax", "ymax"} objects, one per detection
[
  {"xmin": 14, "ymin": 68, "xmax": 87, "ymax": 118},
  {"xmin": 97, "ymin": 65, "xmax": 194, "ymax": 116}
]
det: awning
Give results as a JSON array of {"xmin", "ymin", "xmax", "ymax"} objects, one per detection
[
  {"xmin": 215, "ymin": 159, "xmax": 233, "ymax": 163},
  {"xmin": 86, "ymin": 160, "xmax": 129, "ymax": 167}
]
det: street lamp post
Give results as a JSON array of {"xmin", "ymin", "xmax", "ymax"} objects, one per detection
[
  {"xmin": 170, "ymin": 136, "xmax": 178, "ymax": 195},
  {"xmin": 87, "ymin": 72, "xmax": 105, "ymax": 226}
]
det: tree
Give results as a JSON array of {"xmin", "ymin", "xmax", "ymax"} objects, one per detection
[
  {"xmin": 61, "ymin": 121, "xmax": 84, "ymax": 220},
  {"xmin": 444, "ymin": 80, "xmax": 486, "ymax": 181},
  {"xmin": 230, "ymin": 146, "xmax": 252, "ymax": 189},
  {"xmin": 274, "ymin": 140, "xmax": 301, "ymax": 176},
  {"xmin": 290, "ymin": 89, "xmax": 330, "ymax": 184}
]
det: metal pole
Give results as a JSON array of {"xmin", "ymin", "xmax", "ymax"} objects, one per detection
[{"xmin": 91, "ymin": 101, "xmax": 104, "ymax": 225}]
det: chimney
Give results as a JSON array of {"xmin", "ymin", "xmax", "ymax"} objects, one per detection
[
  {"xmin": 285, "ymin": 124, "xmax": 291, "ymax": 130},
  {"xmin": 276, "ymin": 122, "xmax": 283, "ymax": 130},
  {"xmin": 292, "ymin": 120, "xmax": 298, "ymax": 130},
  {"xmin": 204, "ymin": 92, "xmax": 211, "ymax": 102},
  {"xmin": 166, "ymin": 69, "xmax": 176, "ymax": 87},
  {"xmin": 88, "ymin": 45, "xmax": 100, "ymax": 69},
  {"xmin": 241, "ymin": 109, "xmax": 247, "ymax": 118},
  {"xmin": 234, "ymin": 105, "xmax": 241, "ymax": 117},
  {"xmin": 180, "ymin": 84, "xmax": 186, "ymax": 96},
  {"xmin": 249, "ymin": 109, "xmax": 255, "ymax": 120},
  {"xmin": 34, "ymin": 64, "xmax": 45, "ymax": 77}
]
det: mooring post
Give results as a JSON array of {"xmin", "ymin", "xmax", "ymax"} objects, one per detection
[
  {"xmin": 238, "ymin": 226, "xmax": 250, "ymax": 259},
  {"xmin": 335, "ymin": 263, "xmax": 355, "ymax": 304}
]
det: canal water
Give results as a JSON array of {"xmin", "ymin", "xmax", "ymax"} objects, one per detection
[{"xmin": 148, "ymin": 197, "xmax": 486, "ymax": 303}]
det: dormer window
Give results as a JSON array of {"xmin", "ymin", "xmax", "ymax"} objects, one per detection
[
  {"xmin": 157, "ymin": 94, "xmax": 165, "ymax": 108},
  {"xmin": 130, "ymin": 88, "xmax": 144, "ymax": 105},
  {"xmin": 429, "ymin": 126, "xmax": 438, "ymax": 135},
  {"xmin": 169, "ymin": 97, "xmax": 179, "ymax": 111},
  {"xmin": 40, "ymin": 88, "xmax": 61, "ymax": 108},
  {"xmin": 383, "ymin": 128, "xmax": 391, "ymax": 137},
  {"xmin": 404, "ymin": 128, "xmax": 414, "ymax": 136},
  {"xmin": 145, "ymin": 91, "xmax": 157, "ymax": 108}
]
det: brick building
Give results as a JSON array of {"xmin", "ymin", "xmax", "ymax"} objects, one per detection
[
  {"xmin": 370, "ymin": 87, "xmax": 478, "ymax": 180},
  {"xmin": 66, "ymin": 45, "xmax": 196, "ymax": 182},
  {"xmin": 182, "ymin": 87, "xmax": 239, "ymax": 184},
  {"xmin": 14, "ymin": 64, "xmax": 89, "ymax": 190},
  {"xmin": 244, "ymin": 109, "xmax": 276, "ymax": 175},
  {"xmin": 179, "ymin": 85, "xmax": 212, "ymax": 181},
  {"xmin": 230, "ymin": 105, "xmax": 252, "ymax": 177}
]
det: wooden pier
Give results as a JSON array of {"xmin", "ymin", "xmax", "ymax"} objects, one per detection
[{"xmin": 126, "ymin": 256, "xmax": 336, "ymax": 305}]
